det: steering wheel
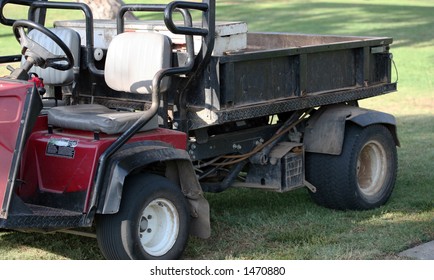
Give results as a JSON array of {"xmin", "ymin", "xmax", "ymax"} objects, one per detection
[{"xmin": 12, "ymin": 19, "xmax": 74, "ymax": 71}]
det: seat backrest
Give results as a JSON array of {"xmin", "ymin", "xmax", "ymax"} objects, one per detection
[
  {"xmin": 24, "ymin": 27, "xmax": 81, "ymax": 85},
  {"xmin": 104, "ymin": 32, "xmax": 171, "ymax": 94}
]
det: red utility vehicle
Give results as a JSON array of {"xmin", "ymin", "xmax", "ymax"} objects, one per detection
[{"xmin": 0, "ymin": 0, "xmax": 398, "ymax": 259}]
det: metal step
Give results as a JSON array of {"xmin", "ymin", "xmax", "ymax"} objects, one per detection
[{"xmin": 0, "ymin": 203, "xmax": 86, "ymax": 230}]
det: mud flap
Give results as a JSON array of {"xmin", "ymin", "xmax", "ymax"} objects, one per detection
[
  {"xmin": 174, "ymin": 160, "xmax": 211, "ymax": 239},
  {"xmin": 304, "ymin": 104, "xmax": 398, "ymax": 155},
  {"xmin": 100, "ymin": 144, "xmax": 211, "ymax": 239}
]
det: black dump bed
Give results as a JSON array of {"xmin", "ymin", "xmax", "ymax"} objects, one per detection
[{"xmin": 186, "ymin": 32, "xmax": 395, "ymax": 130}]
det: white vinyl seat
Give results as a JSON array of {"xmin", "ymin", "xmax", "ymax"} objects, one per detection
[
  {"xmin": 104, "ymin": 32, "xmax": 171, "ymax": 94},
  {"xmin": 23, "ymin": 27, "xmax": 81, "ymax": 109},
  {"xmin": 48, "ymin": 32, "xmax": 172, "ymax": 134},
  {"xmin": 25, "ymin": 27, "xmax": 81, "ymax": 85}
]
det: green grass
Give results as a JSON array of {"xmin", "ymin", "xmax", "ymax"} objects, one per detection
[{"xmin": 0, "ymin": 0, "xmax": 433, "ymax": 260}]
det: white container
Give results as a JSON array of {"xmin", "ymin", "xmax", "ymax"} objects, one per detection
[{"xmin": 55, "ymin": 19, "xmax": 248, "ymax": 56}]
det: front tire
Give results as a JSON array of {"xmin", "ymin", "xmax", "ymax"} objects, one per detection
[
  {"xmin": 96, "ymin": 173, "xmax": 190, "ymax": 260},
  {"xmin": 306, "ymin": 124, "xmax": 397, "ymax": 210}
]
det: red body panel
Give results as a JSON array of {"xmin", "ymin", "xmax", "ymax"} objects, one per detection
[
  {"xmin": 0, "ymin": 80, "xmax": 32, "ymax": 209},
  {"xmin": 18, "ymin": 122, "xmax": 187, "ymax": 211}
]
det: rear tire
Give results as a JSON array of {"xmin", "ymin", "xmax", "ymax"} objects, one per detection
[
  {"xmin": 305, "ymin": 124, "xmax": 397, "ymax": 210},
  {"xmin": 96, "ymin": 173, "xmax": 190, "ymax": 260}
]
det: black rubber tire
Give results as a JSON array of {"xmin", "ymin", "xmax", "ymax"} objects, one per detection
[
  {"xmin": 96, "ymin": 173, "xmax": 190, "ymax": 260},
  {"xmin": 305, "ymin": 124, "xmax": 397, "ymax": 210}
]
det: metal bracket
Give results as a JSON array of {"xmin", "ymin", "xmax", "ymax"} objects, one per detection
[
  {"xmin": 304, "ymin": 180, "xmax": 317, "ymax": 193},
  {"xmin": 371, "ymin": 46, "xmax": 388, "ymax": 54}
]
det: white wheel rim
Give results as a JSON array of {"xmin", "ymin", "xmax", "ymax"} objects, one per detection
[
  {"xmin": 357, "ymin": 140, "xmax": 388, "ymax": 196},
  {"xmin": 138, "ymin": 198, "xmax": 179, "ymax": 257}
]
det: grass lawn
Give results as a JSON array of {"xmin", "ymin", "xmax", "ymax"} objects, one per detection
[{"xmin": 0, "ymin": 0, "xmax": 433, "ymax": 260}]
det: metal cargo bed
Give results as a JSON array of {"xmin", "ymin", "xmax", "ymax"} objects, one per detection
[{"xmin": 186, "ymin": 32, "xmax": 396, "ymax": 130}]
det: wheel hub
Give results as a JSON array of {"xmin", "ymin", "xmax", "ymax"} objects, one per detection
[
  {"xmin": 138, "ymin": 198, "xmax": 180, "ymax": 257},
  {"xmin": 139, "ymin": 215, "xmax": 155, "ymax": 236},
  {"xmin": 357, "ymin": 140, "xmax": 387, "ymax": 196}
]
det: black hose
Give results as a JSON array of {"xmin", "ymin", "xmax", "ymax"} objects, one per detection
[{"xmin": 200, "ymin": 160, "xmax": 247, "ymax": 193}]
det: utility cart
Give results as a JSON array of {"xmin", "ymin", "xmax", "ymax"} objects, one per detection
[{"xmin": 0, "ymin": 0, "xmax": 398, "ymax": 259}]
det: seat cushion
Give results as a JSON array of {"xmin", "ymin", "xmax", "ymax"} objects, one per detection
[
  {"xmin": 47, "ymin": 104, "xmax": 158, "ymax": 135},
  {"xmin": 104, "ymin": 32, "xmax": 171, "ymax": 94}
]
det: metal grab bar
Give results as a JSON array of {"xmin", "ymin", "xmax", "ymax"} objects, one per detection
[
  {"xmin": 117, "ymin": 3, "xmax": 201, "ymax": 73},
  {"xmin": 0, "ymin": 0, "xmax": 35, "ymax": 26},
  {"xmin": 27, "ymin": 1, "xmax": 103, "ymax": 76},
  {"xmin": 164, "ymin": 1, "xmax": 209, "ymax": 36}
]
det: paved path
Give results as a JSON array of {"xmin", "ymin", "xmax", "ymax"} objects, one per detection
[{"xmin": 398, "ymin": 241, "xmax": 434, "ymax": 260}]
